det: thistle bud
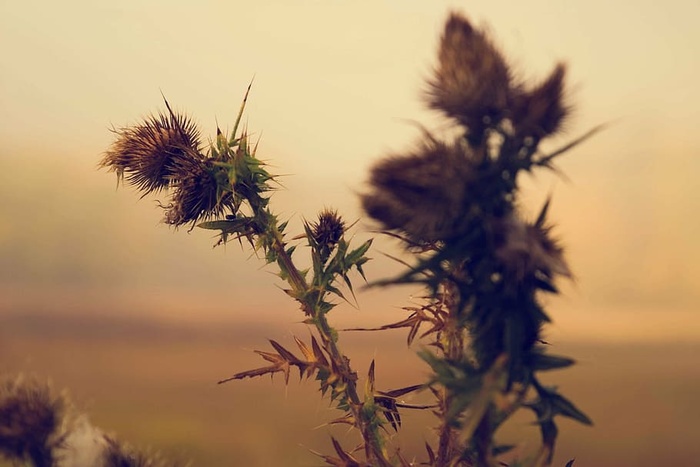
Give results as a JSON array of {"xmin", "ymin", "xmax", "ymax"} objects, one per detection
[{"xmin": 309, "ymin": 209, "xmax": 346, "ymax": 261}]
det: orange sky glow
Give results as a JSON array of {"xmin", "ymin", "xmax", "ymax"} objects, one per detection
[{"xmin": 1, "ymin": 0, "xmax": 699, "ymax": 343}]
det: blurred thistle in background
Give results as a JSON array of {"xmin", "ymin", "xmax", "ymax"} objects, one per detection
[{"xmin": 1, "ymin": 1, "xmax": 699, "ymax": 466}]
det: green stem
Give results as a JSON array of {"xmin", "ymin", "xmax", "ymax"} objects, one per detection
[{"xmin": 268, "ymin": 226, "xmax": 392, "ymax": 466}]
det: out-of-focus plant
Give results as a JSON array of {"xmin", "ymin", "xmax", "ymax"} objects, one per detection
[
  {"xmin": 79, "ymin": 10, "xmax": 596, "ymax": 467},
  {"xmin": 0, "ymin": 375, "xmax": 178, "ymax": 467}
]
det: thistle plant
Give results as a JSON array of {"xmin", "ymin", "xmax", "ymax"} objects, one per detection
[{"xmin": 94, "ymin": 11, "xmax": 597, "ymax": 467}]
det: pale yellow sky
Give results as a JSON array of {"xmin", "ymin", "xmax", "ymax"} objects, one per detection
[{"xmin": 1, "ymin": 0, "xmax": 698, "ymax": 342}]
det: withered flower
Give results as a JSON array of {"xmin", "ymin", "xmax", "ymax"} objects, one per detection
[
  {"xmin": 494, "ymin": 213, "xmax": 571, "ymax": 281},
  {"xmin": 426, "ymin": 12, "xmax": 512, "ymax": 137},
  {"xmin": 509, "ymin": 63, "xmax": 570, "ymax": 138},
  {"xmin": 100, "ymin": 108, "xmax": 203, "ymax": 194},
  {"xmin": 361, "ymin": 138, "xmax": 476, "ymax": 243}
]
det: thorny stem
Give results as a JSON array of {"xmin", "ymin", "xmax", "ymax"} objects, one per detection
[
  {"xmin": 268, "ymin": 225, "xmax": 392, "ymax": 467},
  {"xmin": 436, "ymin": 279, "xmax": 464, "ymax": 466},
  {"xmin": 473, "ymin": 408, "xmax": 497, "ymax": 467}
]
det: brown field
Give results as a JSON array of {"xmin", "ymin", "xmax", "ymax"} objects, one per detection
[{"xmin": 1, "ymin": 312, "xmax": 699, "ymax": 467}]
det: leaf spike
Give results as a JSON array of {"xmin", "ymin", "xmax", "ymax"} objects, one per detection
[
  {"xmin": 535, "ymin": 195, "xmax": 552, "ymax": 228},
  {"xmin": 231, "ymin": 77, "xmax": 254, "ymax": 142}
]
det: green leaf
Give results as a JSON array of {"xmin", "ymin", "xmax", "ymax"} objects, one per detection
[
  {"xmin": 231, "ymin": 80, "xmax": 253, "ymax": 144},
  {"xmin": 197, "ymin": 218, "xmax": 251, "ymax": 234},
  {"xmin": 531, "ymin": 385, "xmax": 593, "ymax": 426},
  {"xmin": 345, "ymin": 239, "xmax": 373, "ymax": 265},
  {"xmin": 550, "ymin": 391, "xmax": 593, "ymax": 425},
  {"xmin": 536, "ymin": 124, "xmax": 606, "ymax": 167},
  {"xmin": 285, "ymin": 245, "xmax": 297, "ymax": 258}
]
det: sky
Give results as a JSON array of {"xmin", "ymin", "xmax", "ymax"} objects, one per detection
[{"xmin": 1, "ymin": 0, "xmax": 699, "ymax": 343}]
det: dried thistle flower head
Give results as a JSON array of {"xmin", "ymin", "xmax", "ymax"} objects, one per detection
[
  {"xmin": 311, "ymin": 209, "xmax": 346, "ymax": 250},
  {"xmin": 101, "ymin": 102, "xmax": 239, "ymax": 227},
  {"xmin": 361, "ymin": 138, "xmax": 477, "ymax": 243},
  {"xmin": 100, "ymin": 108, "xmax": 203, "ymax": 194},
  {"xmin": 509, "ymin": 63, "xmax": 570, "ymax": 138},
  {"xmin": 494, "ymin": 213, "xmax": 571, "ymax": 281},
  {"xmin": 427, "ymin": 12, "xmax": 512, "ymax": 138},
  {"xmin": 162, "ymin": 158, "xmax": 235, "ymax": 227},
  {"xmin": 0, "ymin": 375, "xmax": 71, "ymax": 465}
]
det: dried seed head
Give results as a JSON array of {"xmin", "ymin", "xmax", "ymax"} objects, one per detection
[
  {"xmin": 101, "ymin": 109, "xmax": 203, "ymax": 194},
  {"xmin": 361, "ymin": 138, "xmax": 476, "ymax": 243},
  {"xmin": 509, "ymin": 63, "xmax": 570, "ymax": 138},
  {"xmin": 0, "ymin": 376, "xmax": 70, "ymax": 465},
  {"xmin": 311, "ymin": 209, "xmax": 346, "ymax": 250},
  {"xmin": 494, "ymin": 213, "xmax": 571, "ymax": 281},
  {"xmin": 427, "ymin": 12, "xmax": 512, "ymax": 135},
  {"xmin": 163, "ymin": 159, "xmax": 235, "ymax": 227}
]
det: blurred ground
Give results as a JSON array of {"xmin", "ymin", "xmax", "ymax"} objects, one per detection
[{"xmin": 1, "ymin": 311, "xmax": 698, "ymax": 466}]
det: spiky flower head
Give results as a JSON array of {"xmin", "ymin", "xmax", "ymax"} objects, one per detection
[
  {"xmin": 161, "ymin": 158, "xmax": 236, "ymax": 227},
  {"xmin": 509, "ymin": 63, "xmax": 570, "ymax": 139},
  {"xmin": 427, "ymin": 12, "xmax": 512, "ymax": 139},
  {"xmin": 101, "ymin": 102, "xmax": 238, "ymax": 227},
  {"xmin": 311, "ymin": 209, "xmax": 346, "ymax": 249},
  {"xmin": 100, "ymin": 108, "xmax": 203, "ymax": 194},
  {"xmin": 306, "ymin": 208, "xmax": 346, "ymax": 263},
  {"xmin": 361, "ymin": 138, "xmax": 478, "ymax": 243}
]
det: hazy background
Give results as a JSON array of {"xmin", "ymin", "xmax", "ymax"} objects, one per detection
[{"xmin": 1, "ymin": 1, "xmax": 699, "ymax": 465}]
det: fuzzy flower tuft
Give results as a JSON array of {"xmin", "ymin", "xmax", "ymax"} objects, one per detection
[
  {"xmin": 162, "ymin": 159, "xmax": 235, "ymax": 227},
  {"xmin": 361, "ymin": 138, "xmax": 478, "ymax": 243},
  {"xmin": 509, "ymin": 63, "xmax": 570, "ymax": 139},
  {"xmin": 426, "ymin": 12, "xmax": 512, "ymax": 139}
]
